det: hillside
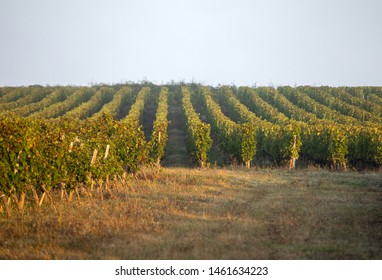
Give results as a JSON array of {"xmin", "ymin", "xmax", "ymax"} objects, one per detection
[
  {"xmin": 1, "ymin": 84, "xmax": 381, "ymax": 171},
  {"xmin": 1, "ymin": 84, "xmax": 381, "ymax": 259}
]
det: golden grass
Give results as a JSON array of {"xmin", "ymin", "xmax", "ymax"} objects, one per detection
[{"xmin": 0, "ymin": 167, "xmax": 381, "ymax": 259}]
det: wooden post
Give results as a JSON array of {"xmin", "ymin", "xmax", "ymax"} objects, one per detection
[
  {"xmin": 38, "ymin": 193, "xmax": 46, "ymax": 207},
  {"xmin": 104, "ymin": 144, "xmax": 110, "ymax": 160},
  {"xmin": 90, "ymin": 179, "xmax": 95, "ymax": 192},
  {"xmin": 105, "ymin": 175, "xmax": 110, "ymax": 189},
  {"xmin": 289, "ymin": 158, "xmax": 296, "ymax": 170},
  {"xmin": 41, "ymin": 185, "xmax": 56, "ymax": 210},
  {"xmin": 91, "ymin": 149, "xmax": 98, "ymax": 165}
]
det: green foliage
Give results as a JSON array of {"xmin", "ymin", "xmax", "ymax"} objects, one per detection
[
  {"xmin": 63, "ymin": 87, "xmax": 114, "ymax": 119},
  {"xmin": 124, "ymin": 87, "xmax": 150, "ymax": 125},
  {"xmin": 214, "ymin": 86, "xmax": 302, "ymax": 165},
  {"xmin": 29, "ymin": 87, "xmax": 95, "ymax": 119},
  {"xmin": 0, "ymin": 114, "xmax": 148, "ymax": 196},
  {"xmin": 149, "ymin": 87, "xmax": 169, "ymax": 165},
  {"xmin": 182, "ymin": 87, "xmax": 212, "ymax": 166},
  {"xmin": 91, "ymin": 86, "xmax": 133, "ymax": 119},
  {"xmin": 347, "ymin": 126, "xmax": 382, "ymax": 166},
  {"xmin": 300, "ymin": 123, "xmax": 348, "ymax": 167},
  {"xmin": 236, "ymin": 87, "xmax": 289, "ymax": 124},
  {"xmin": 200, "ymin": 86, "xmax": 256, "ymax": 164}
]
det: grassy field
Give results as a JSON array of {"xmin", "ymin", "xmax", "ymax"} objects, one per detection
[{"xmin": 0, "ymin": 167, "xmax": 381, "ymax": 260}]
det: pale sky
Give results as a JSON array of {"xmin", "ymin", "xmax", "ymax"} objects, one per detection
[{"xmin": 0, "ymin": 0, "xmax": 381, "ymax": 87}]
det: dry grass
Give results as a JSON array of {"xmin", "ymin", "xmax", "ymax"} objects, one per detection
[{"xmin": 0, "ymin": 167, "xmax": 381, "ymax": 259}]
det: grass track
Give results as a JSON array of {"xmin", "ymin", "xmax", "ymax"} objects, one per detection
[{"xmin": 163, "ymin": 90, "xmax": 192, "ymax": 167}]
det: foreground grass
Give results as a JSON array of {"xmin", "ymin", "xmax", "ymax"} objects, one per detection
[{"xmin": 0, "ymin": 168, "xmax": 381, "ymax": 259}]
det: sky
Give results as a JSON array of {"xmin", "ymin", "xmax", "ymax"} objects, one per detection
[{"xmin": 0, "ymin": 0, "xmax": 381, "ymax": 87}]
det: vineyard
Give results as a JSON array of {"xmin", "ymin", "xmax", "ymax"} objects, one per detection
[{"xmin": 1, "ymin": 83, "xmax": 382, "ymax": 213}]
